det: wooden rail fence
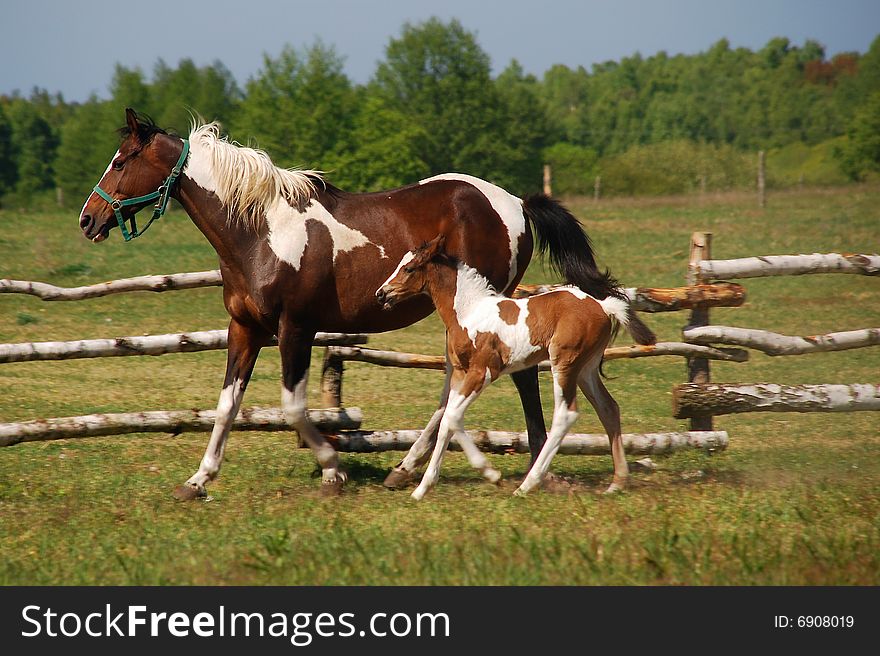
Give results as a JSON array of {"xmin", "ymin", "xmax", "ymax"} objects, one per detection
[{"xmin": 2, "ymin": 239, "xmax": 877, "ymax": 451}]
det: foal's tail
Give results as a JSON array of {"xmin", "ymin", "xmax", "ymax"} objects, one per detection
[{"xmin": 522, "ymin": 193, "xmax": 656, "ymax": 345}]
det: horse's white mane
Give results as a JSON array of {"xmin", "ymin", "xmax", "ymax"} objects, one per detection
[{"xmin": 187, "ymin": 121, "xmax": 322, "ymax": 227}]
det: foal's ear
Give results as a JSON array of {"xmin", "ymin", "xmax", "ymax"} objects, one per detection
[{"xmin": 423, "ymin": 234, "xmax": 447, "ymax": 260}]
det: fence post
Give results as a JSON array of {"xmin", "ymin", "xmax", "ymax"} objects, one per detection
[
  {"xmin": 594, "ymin": 175, "xmax": 601, "ymax": 201},
  {"xmin": 321, "ymin": 348, "xmax": 344, "ymax": 408},
  {"xmin": 757, "ymin": 150, "xmax": 766, "ymax": 208},
  {"xmin": 543, "ymin": 164, "xmax": 552, "ymax": 196},
  {"xmin": 685, "ymin": 231, "xmax": 714, "ymax": 431}
]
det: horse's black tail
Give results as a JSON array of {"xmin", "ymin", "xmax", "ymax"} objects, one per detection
[{"xmin": 522, "ymin": 193, "xmax": 657, "ymax": 346}]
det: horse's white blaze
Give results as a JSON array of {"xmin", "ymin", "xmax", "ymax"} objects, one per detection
[
  {"xmin": 266, "ymin": 198, "xmax": 383, "ymax": 271},
  {"xmin": 80, "ymin": 149, "xmax": 121, "ymax": 220},
  {"xmin": 379, "ymin": 251, "xmax": 414, "ymax": 290},
  {"xmin": 452, "ymin": 263, "xmax": 541, "ymax": 369},
  {"xmin": 420, "ymin": 173, "xmax": 526, "ymax": 288}
]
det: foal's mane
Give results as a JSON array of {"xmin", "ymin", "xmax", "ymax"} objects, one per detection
[{"xmin": 187, "ymin": 121, "xmax": 323, "ymax": 228}]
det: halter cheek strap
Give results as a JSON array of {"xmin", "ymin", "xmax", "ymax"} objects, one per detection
[{"xmin": 92, "ymin": 139, "xmax": 190, "ymax": 242}]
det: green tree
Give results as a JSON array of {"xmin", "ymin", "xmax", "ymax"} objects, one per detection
[
  {"xmin": 0, "ymin": 103, "xmax": 16, "ymax": 197},
  {"xmin": 329, "ymin": 92, "xmax": 429, "ymax": 191},
  {"xmin": 151, "ymin": 58, "xmax": 241, "ymax": 132},
  {"xmin": 373, "ymin": 18, "xmax": 504, "ymax": 178},
  {"xmin": 233, "ymin": 42, "xmax": 355, "ymax": 170},
  {"xmin": 54, "ymin": 98, "xmax": 118, "ymax": 206},
  {"xmin": 836, "ymin": 90, "xmax": 880, "ymax": 180},
  {"xmin": 6, "ymin": 97, "xmax": 57, "ymax": 203}
]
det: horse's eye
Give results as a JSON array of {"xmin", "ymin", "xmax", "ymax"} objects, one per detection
[
  {"xmin": 403, "ymin": 266, "xmax": 415, "ymax": 274},
  {"xmin": 112, "ymin": 159, "xmax": 124, "ymax": 171}
]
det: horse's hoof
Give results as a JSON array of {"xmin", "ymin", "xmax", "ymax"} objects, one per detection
[
  {"xmin": 411, "ymin": 487, "xmax": 428, "ymax": 501},
  {"xmin": 320, "ymin": 477, "xmax": 346, "ymax": 497},
  {"xmin": 603, "ymin": 481, "xmax": 627, "ymax": 495},
  {"xmin": 483, "ymin": 468, "xmax": 502, "ymax": 484},
  {"xmin": 383, "ymin": 467, "xmax": 413, "ymax": 490},
  {"xmin": 172, "ymin": 483, "xmax": 206, "ymax": 501},
  {"xmin": 512, "ymin": 487, "xmax": 528, "ymax": 497},
  {"xmin": 541, "ymin": 473, "xmax": 574, "ymax": 494}
]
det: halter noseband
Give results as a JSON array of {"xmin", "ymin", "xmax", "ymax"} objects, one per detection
[{"xmin": 92, "ymin": 139, "xmax": 190, "ymax": 242}]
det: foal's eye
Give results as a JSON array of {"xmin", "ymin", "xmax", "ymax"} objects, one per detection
[
  {"xmin": 403, "ymin": 266, "xmax": 415, "ymax": 274},
  {"xmin": 112, "ymin": 159, "xmax": 124, "ymax": 171}
]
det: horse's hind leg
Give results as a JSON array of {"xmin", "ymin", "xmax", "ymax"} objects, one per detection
[
  {"xmin": 578, "ymin": 366, "xmax": 628, "ymax": 494},
  {"xmin": 511, "ymin": 366, "xmax": 547, "ymax": 467},
  {"xmin": 174, "ymin": 319, "xmax": 266, "ymax": 500},
  {"xmin": 279, "ymin": 322, "xmax": 346, "ymax": 495},
  {"xmin": 383, "ymin": 344, "xmax": 453, "ymax": 489}
]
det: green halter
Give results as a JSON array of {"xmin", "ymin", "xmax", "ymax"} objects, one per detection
[{"xmin": 92, "ymin": 140, "xmax": 190, "ymax": 242}]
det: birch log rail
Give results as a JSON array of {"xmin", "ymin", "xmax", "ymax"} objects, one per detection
[
  {"xmin": 683, "ymin": 326, "xmax": 880, "ymax": 356},
  {"xmin": 0, "ymin": 330, "xmax": 368, "ymax": 364},
  {"xmin": 513, "ymin": 282, "xmax": 746, "ymax": 312},
  {"xmin": 673, "ymin": 383, "xmax": 880, "ymax": 418},
  {"xmin": 325, "ymin": 343, "xmax": 748, "ymax": 370},
  {"xmin": 0, "ymin": 270, "xmax": 223, "ymax": 301},
  {"xmin": 697, "ymin": 253, "xmax": 880, "ymax": 280},
  {"xmin": 326, "ymin": 429, "xmax": 729, "ymax": 455},
  {"xmin": 0, "ymin": 407, "xmax": 363, "ymax": 447}
]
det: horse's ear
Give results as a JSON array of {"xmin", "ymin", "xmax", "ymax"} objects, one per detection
[
  {"xmin": 125, "ymin": 108, "xmax": 142, "ymax": 142},
  {"xmin": 424, "ymin": 234, "xmax": 446, "ymax": 260}
]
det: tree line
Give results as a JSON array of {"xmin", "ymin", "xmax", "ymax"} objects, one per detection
[{"xmin": 1, "ymin": 18, "xmax": 879, "ymax": 207}]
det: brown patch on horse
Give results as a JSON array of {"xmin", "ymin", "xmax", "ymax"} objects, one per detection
[
  {"xmin": 498, "ymin": 300, "xmax": 520, "ymax": 325},
  {"xmin": 525, "ymin": 292, "xmax": 611, "ymax": 353}
]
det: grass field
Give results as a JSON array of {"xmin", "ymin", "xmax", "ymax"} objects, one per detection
[{"xmin": 0, "ymin": 185, "xmax": 878, "ymax": 585}]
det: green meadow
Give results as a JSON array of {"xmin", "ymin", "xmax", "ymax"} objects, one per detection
[{"xmin": 0, "ymin": 185, "xmax": 878, "ymax": 585}]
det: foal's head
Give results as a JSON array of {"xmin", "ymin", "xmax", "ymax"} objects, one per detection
[
  {"xmin": 375, "ymin": 235, "xmax": 450, "ymax": 309},
  {"xmin": 79, "ymin": 108, "xmax": 184, "ymax": 242}
]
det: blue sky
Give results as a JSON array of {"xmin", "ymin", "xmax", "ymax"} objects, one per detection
[{"xmin": 2, "ymin": 0, "xmax": 878, "ymax": 102}]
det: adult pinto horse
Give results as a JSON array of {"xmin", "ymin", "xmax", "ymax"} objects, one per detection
[{"xmin": 79, "ymin": 109, "xmax": 654, "ymax": 499}]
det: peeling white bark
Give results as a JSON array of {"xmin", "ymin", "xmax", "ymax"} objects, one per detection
[
  {"xmin": 0, "ymin": 331, "xmax": 368, "ymax": 364},
  {"xmin": 684, "ymin": 325, "xmax": 880, "ymax": 356},
  {"xmin": 329, "ymin": 430, "xmax": 728, "ymax": 455},
  {"xmin": 0, "ymin": 270, "xmax": 223, "ymax": 300},
  {"xmin": 698, "ymin": 253, "xmax": 879, "ymax": 280},
  {"xmin": 324, "ymin": 342, "xmax": 748, "ymax": 371},
  {"xmin": 673, "ymin": 383, "xmax": 880, "ymax": 418},
  {"xmin": 0, "ymin": 407, "xmax": 363, "ymax": 447}
]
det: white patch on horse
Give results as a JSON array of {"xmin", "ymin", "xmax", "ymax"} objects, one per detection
[
  {"xmin": 379, "ymin": 251, "xmax": 415, "ymax": 290},
  {"xmin": 452, "ymin": 263, "xmax": 541, "ymax": 370},
  {"xmin": 80, "ymin": 149, "xmax": 121, "ymax": 219},
  {"xmin": 266, "ymin": 198, "xmax": 384, "ymax": 271},
  {"xmin": 419, "ymin": 173, "xmax": 526, "ymax": 288}
]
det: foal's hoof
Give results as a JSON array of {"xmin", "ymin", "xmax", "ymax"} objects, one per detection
[
  {"xmin": 320, "ymin": 474, "xmax": 348, "ymax": 497},
  {"xmin": 541, "ymin": 472, "xmax": 575, "ymax": 494},
  {"xmin": 483, "ymin": 468, "xmax": 502, "ymax": 484},
  {"xmin": 172, "ymin": 483, "xmax": 206, "ymax": 501},
  {"xmin": 603, "ymin": 480, "xmax": 627, "ymax": 495},
  {"xmin": 382, "ymin": 467, "xmax": 413, "ymax": 490}
]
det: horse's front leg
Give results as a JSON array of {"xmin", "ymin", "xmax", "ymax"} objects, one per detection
[
  {"xmin": 173, "ymin": 319, "xmax": 267, "ymax": 500},
  {"xmin": 511, "ymin": 366, "xmax": 547, "ymax": 466},
  {"xmin": 383, "ymin": 344, "xmax": 453, "ymax": 489},
  {"xmin": 279, "ymin": 321, "xmax": 347, "ymax": 495}
]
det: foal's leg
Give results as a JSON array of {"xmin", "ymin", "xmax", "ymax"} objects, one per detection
[
  {"xmin": 278, "ymin": 322, "xmax": 346, "ymax": 495},
  {"xmin": 578, "ymin": 366, "xmax": 628, "ymax": 494},
  {"xmin": 515, "ymin": 366, "xmax": 579, "ymax": 496},
  {"xmin": 173, "ymin": 319, "xmax": 267, "ymax": 500},
  {"xmin": 411, "ymin": 370, "xmax": 484, "ymax": 501},
  {"xmin": 383, "ymin": 345, "xmax": 453, "ymax": 489}
]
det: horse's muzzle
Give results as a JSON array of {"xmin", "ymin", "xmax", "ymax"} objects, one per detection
[{"xmin": 375, "ymin": 287, "xmax": 396, "ymax": 310}]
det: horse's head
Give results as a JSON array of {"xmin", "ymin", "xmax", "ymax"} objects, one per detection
[
  {"xmin": 376, "ymin": 235, "xmax": 447, "ymax": 309},
  {"xmin": 79, "ymin": 108, "xmax": 187, "ymax": 243}
]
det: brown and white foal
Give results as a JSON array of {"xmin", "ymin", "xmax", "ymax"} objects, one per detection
[{"xmin": 376, "ymin": 235, "xmax": 633, "ymax": 500}]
